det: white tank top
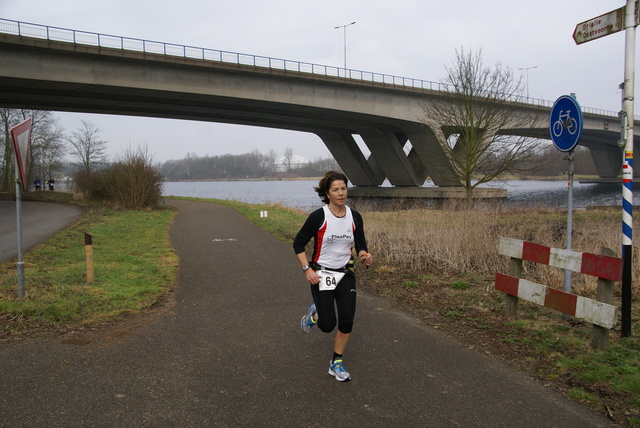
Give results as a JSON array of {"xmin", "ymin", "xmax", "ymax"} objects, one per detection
[{"xmin": 314, "ymin": 205, "xmax": 355, "ymax": 269}]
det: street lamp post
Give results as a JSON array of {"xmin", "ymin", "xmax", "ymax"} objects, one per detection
[
  {"xmin": 334, "ymin": 21, "xmax": 356, "ymax": 75},
  {"xmin": 518, "ymin": 65, "xmax": 537, "ymax": 98}
]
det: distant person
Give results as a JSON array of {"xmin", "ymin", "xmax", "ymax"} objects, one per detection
[
  {"xmin": 34, "ymin": 177, "xmax": 41, "ymax": 191},
  {"xmin": 47, "ymin": 177, "xmax": 55, "ymax": 191},
  {"xmin": 293, "ymin": 170, "xmax": 373, "ymax": 382}
]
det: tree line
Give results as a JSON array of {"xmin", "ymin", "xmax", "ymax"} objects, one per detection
[
  {"xmin": 159, "ymin": 150, "xmax": 340, "ymax": 181},
  {"xmin": 158, "ymin": 144, "xmax": 597, "ymax": 182}
]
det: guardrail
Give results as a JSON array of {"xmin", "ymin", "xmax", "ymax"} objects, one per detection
[{"xmin": 0, "ymin": 18, "xmax": 624, "ymax": 119}]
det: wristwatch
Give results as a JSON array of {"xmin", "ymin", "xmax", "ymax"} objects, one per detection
[{"xmin": 302, "ymin": 265, "xmax": 310, "ymax": 272}]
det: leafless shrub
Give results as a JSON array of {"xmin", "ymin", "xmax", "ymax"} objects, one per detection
[{"xmin": 74, "ymin": 145, "xmax": 162, "ymax": 210}]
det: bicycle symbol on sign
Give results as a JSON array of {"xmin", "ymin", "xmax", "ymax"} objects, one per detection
[{"xmin": 552, "ymin": 110, "xmax": 578, "ymax": 137}]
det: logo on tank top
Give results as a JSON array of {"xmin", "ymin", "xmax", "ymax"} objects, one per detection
[{"xmin": 326, "ymin": 233, "xmax": 352, "ymax": 243}]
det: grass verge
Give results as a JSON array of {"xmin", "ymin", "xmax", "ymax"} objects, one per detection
[{"xmin": 0, "ymin": 192, "xmax": 177, "ymax": 339}]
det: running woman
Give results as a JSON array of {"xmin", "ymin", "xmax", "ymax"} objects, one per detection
[{"xmin": 293, "ymin": 171, "xmax": 373, "ymax": 382}]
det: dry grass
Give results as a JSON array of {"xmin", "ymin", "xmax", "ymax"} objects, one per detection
[{"xmin": 360, "ymin": 203, "xmax": 637, "ymax": 299}]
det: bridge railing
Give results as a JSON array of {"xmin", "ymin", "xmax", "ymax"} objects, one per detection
[{"xmin": 0, "ymin": 18, "xmax": 623, "ymax": 119}]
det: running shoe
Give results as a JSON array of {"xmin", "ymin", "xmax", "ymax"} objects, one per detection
[
  {"xmin": 300, "ymin": 303, "xmax": 316, "ymax": 333},
  {"xmin": 328, "ymin": 359, "xmax": 351, "ymax": 382}
]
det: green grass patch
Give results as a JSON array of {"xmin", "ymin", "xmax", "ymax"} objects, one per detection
[
  {"xmin": 0, "ymin": 201, "xmax": 177, "ymax": 337},
  {"xmin": 444, "ymin": 310, "xmax": 463, "ymax": 317},
  {"xmin": 451, "ymin": 280, "xmax": 471, "ymax": 289},
  {"xmin": 566, "ymin": 387, "xmax": 600, "ymax": 405},
  {"xmin": 404, "ymin": 281, "xmax": 419, "ymax": 289}
]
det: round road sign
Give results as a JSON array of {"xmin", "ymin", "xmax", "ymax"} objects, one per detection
[{"xmin": 550, "ymin": 95, "xmax": 583, "ymax": 152}]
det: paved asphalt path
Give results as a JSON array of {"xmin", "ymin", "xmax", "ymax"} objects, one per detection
[
  {"xmin": 0, "ymin": 200, "xmax": 614, "ymax": 427},
  {"xmin": 0, "ymin": 200, "xmax": 83, "ymax": 264}
]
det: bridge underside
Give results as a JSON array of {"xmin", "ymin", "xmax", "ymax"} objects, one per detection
[
  {"xmin": 0, "ymin": 33, "xmax": 467, "ymax": 188},
  {"xmin": 0, "ymin": 75, "xmax": 465, "ymax": 187},
  {"xmin": 0, "ymin": 33, "xmax": 636, "ymax": 190}
]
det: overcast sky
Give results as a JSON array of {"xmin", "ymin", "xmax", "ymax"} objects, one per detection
[{"xmin": 0, "ymin": 0, "xmax": 635, "ymax": 163}]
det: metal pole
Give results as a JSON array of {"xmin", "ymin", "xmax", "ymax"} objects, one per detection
[
  {"xmin": 563, "ymin": 150, "xmax": 574, "ymax": 296},
  {"xmin": 621, "ymin": 0, "xmax": 636, "ymax": 337},
  {"xmin": 518, "ymin": 66, "xmax": 537, "ymax": 99},
  {"xmin": 342, "ymin": 25, "xmax": 347, "ymax": 71},
  {"xmin": 14, "ymin": 162, "xmax": 25, "ymax": 298},
  {"xmin": 334, "ymin": 21, "xmax": 355, "ymax": 75}
]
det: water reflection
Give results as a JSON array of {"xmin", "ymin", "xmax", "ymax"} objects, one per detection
[{"xmin": 486, "ymin": 180, "xmax": 625, "ymax": 209}]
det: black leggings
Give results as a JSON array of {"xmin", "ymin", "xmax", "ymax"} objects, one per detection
[{"xmin": 310, "ymin": 271, "xmax": 356, "ymax": 334}]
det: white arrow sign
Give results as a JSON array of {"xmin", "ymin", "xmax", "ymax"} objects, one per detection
[{"xmin": 573, "ymin": 5, "xmax": 628, "ymax": 45}]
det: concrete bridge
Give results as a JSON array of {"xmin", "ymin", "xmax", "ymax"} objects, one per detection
[{"xmin": 0, "ymin": 19, "xmax": 635, "ymax": 197}]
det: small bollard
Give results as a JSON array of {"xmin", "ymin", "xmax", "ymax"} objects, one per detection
[{"xmin": 84, "ymin": 232, "xmax": 94, "ymax": 283}]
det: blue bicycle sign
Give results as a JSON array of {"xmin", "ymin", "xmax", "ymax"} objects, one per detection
[{"xmin": 550, "ymin": 95, "xmax": 583, "ymax": 152}]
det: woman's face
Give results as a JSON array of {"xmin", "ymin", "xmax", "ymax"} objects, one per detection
[{"xmin": 326, "ymin": 179, "xmax": 347, "ymax": 206}]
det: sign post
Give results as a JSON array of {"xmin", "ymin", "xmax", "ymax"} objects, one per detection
[
  {"xmin": 620, "ymin": 0, "xmax": 636, "ymax": 338},
  {"xmin": 550, "ymin": 95, "xmax": 583, "ymax": 297},
  {"xmin": 574, "ymin": 1, "xmax": 637, "ymax": 336},
  {"xmin": 10, "ymin": 117, "xmax": 32, "ymax": 299}
]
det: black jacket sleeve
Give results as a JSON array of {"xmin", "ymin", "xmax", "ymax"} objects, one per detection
[
  {"xmin": 293, "ymin": 208, "xmax": 324, "ymax": 255},
  {"xmin": 352, "ymin": 209, "xmax": 368, "ymax": 255}
]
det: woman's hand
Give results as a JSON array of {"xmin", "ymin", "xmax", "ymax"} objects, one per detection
[
  {"xmin": 305, "ymin": 269, "xmax": 321, "ymax": 285},
  {"xmin": 358, "ymin": 251, "xmax": 373, "ymax": 267}
]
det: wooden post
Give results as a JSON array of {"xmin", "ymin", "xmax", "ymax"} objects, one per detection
[
  {"xmin": 506, "ymin": 256, "xmax": 523, "ymax": 319},
  {"xmin": 84, "ymin": 232, "xmax": 94, "ymax": 283},
  {"xmin": 591, "ymin": 247, "xmax": 616, "ymax": 350}
]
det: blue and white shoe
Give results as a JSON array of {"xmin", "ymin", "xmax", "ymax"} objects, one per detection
[
  {"xmin": 300, "ymin": 303, "xmax": 316, "ymax": 333},
  {"xmin": 328, "ymin": 359, "xmax": 351, "ymax": 382}
]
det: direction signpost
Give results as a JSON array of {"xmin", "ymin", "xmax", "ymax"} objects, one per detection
[
  {"xmin": 573, "ymin": 5, "xmax": 626, "ymax": 45},
  {"xmin": 574, "ymin": 0, "xmax": 637, "ymax": 337},
  {"xmin": 10, "ymin": 117, "xmax": 32, "ymax": 299},
  {"xmin": 550, "ymin": 95, "xmax": 583, "ymax": 299}
]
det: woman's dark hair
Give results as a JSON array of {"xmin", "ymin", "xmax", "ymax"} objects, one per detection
[{"xmin": 314, "ymin": 171, "xmax": 348, "ymax": 204}]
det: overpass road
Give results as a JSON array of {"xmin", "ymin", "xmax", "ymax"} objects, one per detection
[{"xmin": 0, "ymin": 200, "xmax": 614, "ymax": 427}]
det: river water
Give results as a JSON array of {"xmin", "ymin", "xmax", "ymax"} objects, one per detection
[{"xmin": 161, "ymin": 179, "xmax": 636, "ymax": 212}]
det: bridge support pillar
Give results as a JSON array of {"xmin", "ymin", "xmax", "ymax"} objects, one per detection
[
  {"xmin": 587, "ymin": 144, "xmax": 622, "ymax": 178},
  {"xmin": 402, "ymin": 123, "xmax": 461, "ymax": 187},
  {"xmin": 316, "ymin": 130, "xmax": 385, "ymax": 186},
  {"xmin": 359, "ymin": 127, "xmax": 421, "ymax": 186}
]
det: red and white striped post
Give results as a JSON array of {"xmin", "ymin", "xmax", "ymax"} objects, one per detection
[{"xmin": 620, "ymin": 0, "xmax": 636, "ymax": 338}]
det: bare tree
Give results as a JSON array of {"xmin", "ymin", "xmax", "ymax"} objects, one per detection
[
  {"xmin": 422, "ymin": 47, "xmax": 544, "ymax": 201},
  {"xmin": 283, "ymin": 147, "xmax": 294, "ymax": 172},
  {"xmin": 67, "ymin": 120, "xmax": 108, "ymax": 173},
  {"xmin": 26, "ymin": 110, "xmax": 65, "ymax": 187},
  {"xmin": 263, "ymin": 149, "xmax": 278, "ymax": 177}
]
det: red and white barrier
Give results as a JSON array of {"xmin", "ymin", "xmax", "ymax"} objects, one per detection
[
  {"xmin": 498, "ymin": 237, "xmax": 622, "ymax": 282},
  {"xmin": 495, "ymin": 273, "xmax": 618, "ymax": 329},
  {"xmin": 495, "ymin": 237, "xmax": 621, "ymax": 330}
]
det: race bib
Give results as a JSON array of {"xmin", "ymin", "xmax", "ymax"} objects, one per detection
[{"xmin": 318, "ymin": 270, "xmax": 345, "ymax": 291}]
